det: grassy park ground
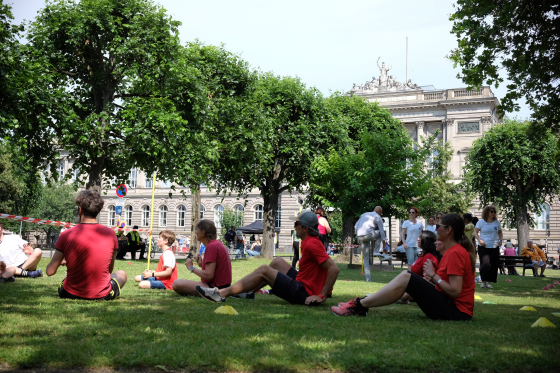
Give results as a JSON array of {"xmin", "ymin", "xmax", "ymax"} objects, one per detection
[{"xmin": 1, "ymin": 257, "xmax": 559, "ymax": 372}]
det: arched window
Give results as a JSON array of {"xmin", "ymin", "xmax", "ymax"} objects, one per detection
[
  {"xmin": 108, "ymin": 206, "xmax": 116, "ymax": 226},
  {"xmin": 275, "ymin": 205, "xmax": 281, "ymax": 228},
  {"xmin": 159, "ymin": 206, "xmax": 168, "ymax": 227},
  {"xmin": 177, "ymin": 205, "xmax": 186, "ymax": 227},
  {"xmin": 200, "ymin": 205, "xmax": 205, "ymax": 219},
  {"xmin": 57, "ymin": 162, "xmax": 65, "ymax": 178},
  {"xmin": 142, "ymin": 206, "xmax": 150, "ymax": 227},
  {"xmin": 535, "ymin": 204, "xmax": 550, "ymax": 230},
  {"xmin": 214, "ymin": 205, "xmax": 224, "ymax": 228},
  {"xmin": 235, "ymin": 205, "xmax": 244, "ymax": 217},
  {"xmin": 125, "ymin": 206, "xmax": 133, "ymax": 226},
  {"xmin": 254, "ymin": 204, "xmax": 263, "ymax": 221},
  {"xmin": 129, "ymin": 169, "xmax": 137, "ymax": 188}
]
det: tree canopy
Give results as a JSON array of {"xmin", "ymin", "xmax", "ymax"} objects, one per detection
[
  {"xmin": 463, "ymin": 119, "xmax": 560, "ymax": 248},
  {"xmin": 449, "ymin": 0, "xmax": 559, "ymax": 128}
]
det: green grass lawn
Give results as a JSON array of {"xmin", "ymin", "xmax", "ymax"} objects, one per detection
[{"xmin": 1, "ymin": 258, "xmax": 559, "ymax": 372}]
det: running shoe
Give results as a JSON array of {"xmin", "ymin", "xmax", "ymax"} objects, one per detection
[
  {"xmin": 0, "ymin": 276, "xmax": 15, "ymax": 283},
  {"xmin": 331, "ymin": 297, "xmax": 367, "ymax": 317},
  {"xmin": 196, "ymin": 286, "xmax": 225, "ymax": 303},
  {"xmin": 29, "ymin": 269, "xmax": 43, "ymax": 278},
  {"xmin": 394, "ymin": 299, "xmax": 409, "ymax": 305}
]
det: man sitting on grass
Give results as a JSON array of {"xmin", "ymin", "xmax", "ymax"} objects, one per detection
[
  {"xmin": 0, "ymin": 223, "xmax": 43, "ymax": 278},
  {"xmin": 134, "ymin": 230, "xmax": 177, "ymax": 290},
  {"xmin": 196, "ymin": 211, "xmax": 340, "ymax": 306},
  {"xmin": 46, "ymin": 190, "xmax": 127, "ymax": 300},
  {"xmin": 172, "ymin": 220, "xmax": 232, "ymax": 296},
  {"xmin": 0, "ymin": 261, "xmax": 16, "ymax": 283}
]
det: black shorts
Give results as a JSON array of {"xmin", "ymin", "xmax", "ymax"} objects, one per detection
[
  {"xmin": 58, "ymin": 279, "xmax": 121, "ymax": 301},
  {"xmin": 405, "ymin": 271, "xmax": 471, "ymax": 321},
  {"xmin": 271, "ymin": 267, "xmax": 309, "ymax": 305}
]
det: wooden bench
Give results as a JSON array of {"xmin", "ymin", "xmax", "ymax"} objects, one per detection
[
  {"xmin": 377, "ymin": 252, "xmax": 408, "ymax": 268},
  {"xmin": 498, "ymin": 255, "xmax": 533, "ymax": 276}
]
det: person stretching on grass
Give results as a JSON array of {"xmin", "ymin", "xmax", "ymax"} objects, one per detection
[
  {"xmin": 134, "ymin": 230, "xmax": 177, "ymax": 290},
  {"xmin": 332, "ymin": 213, "xmax": 475, "ymax": 320},
  {"xmin": 0, "ymin": 223, "xmax": 43, "ymax": 278},
  {"xmin": 196, "ymin": 210, "xmax": 340, "ymax": 306},
  {"xmin": 46, "ymin": 190, "xmax": 127, "ymax": 300},
  {"xmin": 172, "ymin": 220, "xmax": 232, "ymax": 296}
]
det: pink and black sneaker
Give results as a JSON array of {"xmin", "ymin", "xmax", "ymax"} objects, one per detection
[{"xmin": 331, "ymin": 297, "xmax": 368, "ymax": 317}]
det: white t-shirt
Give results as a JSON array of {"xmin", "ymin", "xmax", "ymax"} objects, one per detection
[
  {"xmin": 402, "ymin": 220, "xmax": 424, "ymax": 248},
  {"xmin": 475, "ymin": 219, "xmax": 502, "ymax": 248},
  {"xmin": 161, "ymin": 250, "xmax": 176, "ymax": 269},
  {"xmin": 426, "ymin": 225, "xmax": 437, "ymax": 233},
  {"xmin": 0, "ymin": 235, "xmax": 28, "ymax": 267}
]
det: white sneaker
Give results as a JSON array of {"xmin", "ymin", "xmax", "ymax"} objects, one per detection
[
  {"xmin": 480, "ymin": 282, "xmax": 486, "ymax": 288},
  {"xmin": 485, "ymin": 282, "xmax": 494, "ymax": 289},
  {"xmin": 196, "ymin": 286, "xmax": 225, "ymax": 303}
]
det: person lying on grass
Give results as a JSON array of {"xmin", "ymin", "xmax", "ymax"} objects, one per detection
[
  {"xmin": 134, "ymin": 230, "xmax": 177, "ymax": 290},
  {"xmin": 46, "ymin": 190, "xmax": 127, "ymax": 300},
  {"xmin": 332, "ymin": 213, "xmax": 475, "ymax": 320},
  {"xmin": 395, "ymin": 230, "xmax": 441, "ymax": 305},
  {"xmin": 196, "ymin": 210, "xmax": 340, "ymax": 306},
  {"xmin": 0, "ymin": 223, "xmax": 43, "ymax": 278},
  {"xmin": 172, "ymin": 220, "xmax": 232, "ymax": 296},
  {"xmin": 0, "ymin": 261, "xmax": 16, "ymax": 283}
]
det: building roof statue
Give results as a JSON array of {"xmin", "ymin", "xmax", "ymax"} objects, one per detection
[{"xmin": 351, "ymin": 58, "xmax": 420, "ymax": 94}]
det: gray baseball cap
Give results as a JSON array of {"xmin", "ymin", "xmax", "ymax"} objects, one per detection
[{"xmin": 297, "ymin": 210, "xmax": 319, "ymax": 229}]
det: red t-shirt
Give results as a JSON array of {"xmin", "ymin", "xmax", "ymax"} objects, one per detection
[
  {"xmin": 410, "ymin": 253, "xmax": 439, "ymax": 277},
  {"xmin": 156, "ymin": 249, "xmax": 178, "ymax": 289},
  {"xmin": 296, "ymin": 235, "xmax": 331, "ymax": 296},
  {"xmin": 56, "ymin": 224, "xmax": 118, "ymax": 299},
  {"xmin": 201, "ymin": 239, "xmax": 232, "ymax": 288},
  {"xmin": 436, "ymin": 244, "xmax": 475, "ymax": 316}
]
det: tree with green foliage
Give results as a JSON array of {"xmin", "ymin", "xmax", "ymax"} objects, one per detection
[
  {"xmin": 10, "ymin": 0, "xmax": 184, "ymax": 191},
  {"xmin": 307, "ymin": 94, "xmax": 422, "ymax": 256},
  {"xmin": 217, "ymin": 207, "xmax": 244, "ymax": 245},
  {"xmin": 463, "ymin": 119, "xmax": 560, "ymax": 248},
  {"xmin": 414, "ymin": 133, "xmax": 474, "ymax": 218},
  {"xmin": 212, "ymin": 74, "xmax": 340, "ymax": 258},
  {"xmin": 449, "ymin": 0, "xmax": 559, "ymax": 128},
  {"xmin": 0, "ymin": 143, "xmax": 23, "ymax": 214}
]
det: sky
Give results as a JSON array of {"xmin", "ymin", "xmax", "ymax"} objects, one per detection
[{"xmin": 10, "ymin": 0, "xmax": 531, "ymax": 119}]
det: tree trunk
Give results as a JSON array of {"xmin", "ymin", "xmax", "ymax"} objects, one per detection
[
  {"xmin": 342, "ymin": 212, "xmax": 355, "ymax": 263},
  {"xmin": 261, "ymin": 187, "xmax": 279, "ymax": 259},
  {"xmin": 515, "ymin": 204, "xmax": 529, "ymax": 254},
  {"xmin": 86, "ymin": 156, "xmax": 105, "ymax": 193},
  {"xmin": 190, "ymin": 184, "xmax": 201, "ymax": 257}
]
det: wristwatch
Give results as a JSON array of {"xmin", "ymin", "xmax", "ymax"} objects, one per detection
[{"xmin": 189, "ymin": 266, "xmax": 195, "ymax": 272}]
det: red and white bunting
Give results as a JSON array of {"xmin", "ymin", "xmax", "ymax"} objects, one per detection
[{"xmin": 0, "ymin": 213, "xmax": 151, "ymax": 232}]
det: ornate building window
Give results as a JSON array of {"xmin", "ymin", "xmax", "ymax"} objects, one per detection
[
  {"xmin": 159, "ymin": 206, "xmax": 168, "ymax": 227},
  {"xmin": 145, "ymin": 174, "xmax": 153, "ymax": 188},
  {"xmin": 214, "ymin": 205, "xmax": 224, "ymax": 228},
  {"xmin": 200, "ymin": 205, "xmax": 205, "ymax": 219},
  {"xmin": 535, "ymin": 204, "xmax": 550, "ymax": 230},
  {"xmin": 254, "ymin": 205, "xmax": 263, "ymax": 221},
  {"xmin": 125, "ymin": 206, "xmax": 133, "ymax": 226},
  {"xmin": 177, "ymin": 205, "xmax": 186, "ymax": 227},
  {"xmin": 428, "ymin": 150, "xmax": 439, "ymax": 171},
  {"xmin": 57, "ymin": 162, "xmax": 65, "ymax": 178},
  {"xmin": 108, "ymin": 206, "xmax": 116, "ymax": 226},
  {"xmin": 142, "ymin": 206, "xmax": 150, "ymax": 227},
  {"xmin": 129, "ymin": 169, "xmax": 137, "ymax": 188},
  {"xmin": 275, "ymin": 206, "xmax": 281, "ymax": 228},
  {"xmin": 235, "ymin": 205, "xmax": 244, "ymax": 218},
  {"xmin": 457, "ymin": 122, "xmax": 480, "ymax": 133}
]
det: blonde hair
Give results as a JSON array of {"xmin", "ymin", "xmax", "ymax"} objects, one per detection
[
  {"xmin": 159, "ymin": 230, "xmax": 176, "ymax": 246},
  {"xmin": 481, "ymin": 205, "xmax": 498, "ymax": 221}
]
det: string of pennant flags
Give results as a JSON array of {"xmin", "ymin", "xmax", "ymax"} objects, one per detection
[
  {"xmin": 330, "ymin": 243, "xmax": 360, "ymax": 248},
  {"xmin": 0, "ymin": 213, "xmax": 152, "ymax": 233}
]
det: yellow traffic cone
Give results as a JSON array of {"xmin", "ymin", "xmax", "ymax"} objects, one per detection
[
  {"xmin": 531, "ymin": 317, "xmax": 556, "ymax": 328},
  {"xmin": 214, "ymin": 305, "xmax": 238, "ymax": 315},
  {"xmin": 519, "ymin": 306, "xmax": 537, "ymax": 311},
  {"xmin": 551, "ymin": 313, "xmax": 560, "ymax": 318},
  {"xmin": 474, "ymin": 295, "xmax": 482, "ymax": 300}
]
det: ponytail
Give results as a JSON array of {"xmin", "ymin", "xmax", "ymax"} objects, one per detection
[
  {"xmin": 442, "ymin": 213, "xmax": 476, "ymax": 274},
  {"xmin": 460, "ymin": 232, "xmax": 476, "ymax": 274}
]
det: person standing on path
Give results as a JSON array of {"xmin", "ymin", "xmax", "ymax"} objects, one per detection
[
  {"xmin": 473, "ymin": 205, "xmax": 503, "ymax": 289},
  {"xmin": 354, "ymin": 206, "xmax": 386, "ymax": 282},
  {"xmin": 401, "ymin": 207, "xmax": 424, "ymax": 266}
]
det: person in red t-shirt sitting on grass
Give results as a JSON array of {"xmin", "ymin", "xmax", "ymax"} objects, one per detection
[
  {"xmin": 172, "ymin": 220, "xmax": 232, "ymax": 296},
  {"xmin": 46, "ymin": 190, "xmax": 127, "ymax": 300},
  {"xmin": 332, "ymin": 213, "xmax": 475, "ymax": 321},
  {"xmin": 395, "ymin": 230, "xmax": 442, "ymax": 305},
  {"xmin": 134, "ymin": 230, "xmax": 177, "ymax": 290},
  {"xmin": 196, "ymin": 211, "xmax": 340, "ymax": 306}
]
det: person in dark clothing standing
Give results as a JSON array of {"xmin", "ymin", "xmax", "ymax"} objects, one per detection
[{"xmin": 224, "ymin": 226, "xmax": 236, "ymax": 253}]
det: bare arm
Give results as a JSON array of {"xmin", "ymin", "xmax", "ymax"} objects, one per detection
[
  {"xmin": 46, "ymin": 250, "xmax": 65, "ymax": 276},
  {"xmin": 401, "ymin": 228, "xmax": 408, "ymax": 249},
  {"xmin": 473, "ymin": 227, "xmax": 484, "ymax": 247},
  {"xmin": 108, "ymin": 250, "xmax": 117, "ymax": 273},
  {"xmin": 186, "ymin": 259, "xmax": 216, "ymax": 282},
  {"xmin": 143, "ymin": 266, "xmax": 173, "ymax": 278},
  {"xmin": 423, "ymin": 259, "xmax": 463, "ymax": 299},
  {"xmin": 320, "ymin": 217, "xmax": 331, "ymax": 234},
  {"xmin": 305, "ymin": 258, "xmax": 340, "ymax": 305}
]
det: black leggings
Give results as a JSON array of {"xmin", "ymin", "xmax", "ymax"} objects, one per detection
[
  {"xmin": 405, "ymin": 272, "xmax": 471, "ymax": 321},
  {"xmin": 291, "ymin": 241, "xmax": 300, "ymax": 268},
  {"xmin": 478, "ymin": 246, "xmax": 499, "ymax": 283}
]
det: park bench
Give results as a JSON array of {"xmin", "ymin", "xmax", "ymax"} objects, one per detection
[
  {"xmin": 498, "ymin": 255, "xmax": 533, "ymax": 276},
  {"xmin": 377, "ymin": 251, "xmax": 408, "ymax": 267}
]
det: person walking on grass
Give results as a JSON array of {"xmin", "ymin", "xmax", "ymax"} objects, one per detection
[
  {"xmin": 0, "ymin": 223, "xmax": 43, "ymax": 278},
  {"xmin": 134, "ymin": 230, "xmax": 178, "ymax": 290},
  {"xmin": 46, "ymin": 190, "xmax": 127, "ymax": 300},
  {"xmin": 315, "ymin": 207, "xmax": 332, "ymax": 251},
  {"xmin": 332, "ymin": 213, "xmax": 475, "ymax": 321},
  {"xmin": 401, "ymin": 207, "xmax": 424, "ymax": 266},
  {"xmin": 354, "ymin": 206, "xmax": 386, "ymax": 281},
  {"xmin": 196, "ymin": 211, "xmax": 340, "ymax": 306},
  {"xmin": 473, "ymin": 205, "xmax": 503, "ymax": 289},
  {"xmin": 172, "ymin": 220, "xmax": 232, "ymax": 296}
]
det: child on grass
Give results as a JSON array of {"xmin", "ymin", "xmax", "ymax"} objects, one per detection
[{"xmin": 134, "ymin": 230, "xmax": 177, "ymax": 290}]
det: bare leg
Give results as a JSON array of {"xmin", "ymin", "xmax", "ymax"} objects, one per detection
[
  {"xmin": 400, "ymin": 292, "xmax": 414, "ymax": 302},
  {"xmin": 269, "ymin": 257, "xmax": 292, "ymax": 275},
  {"xmin": 540, "ymin": 264, "xmax": 546, "ymax": 276},
  {"xmin": 19, "ymin": 249, "xmax": 43, "ymax": 272},
  {"xmin": 533, "ymin": 263, "xmax": 539, "ymax": 276},
  {"xmin": 360, "ymin": 271, "xmax": 411, "ymax": 308},
  {"xmin": 111, "ymin": 270, "xmax": 127, "ymax": 289},
  {"xmin": 2, "ymin": 266, "xmax": 16, "ymax": 279},
  {"xmin": 173, "ymin": 279, "xmax": 209, "ymax": 296},
  {"xmin": 219, "ymin": 265, "xmax": 278, "ymax": 298},
  {"xmin": 134, "ymin": 275, "xmax": 143, "ymax": 282}
]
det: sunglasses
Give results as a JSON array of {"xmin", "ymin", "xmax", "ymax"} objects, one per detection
[
  {"xmin": 436, "ymin": 224, "xmax": 448, "ymax": 229},
  {"xmin": 409, "ymin": 211, "xmax": 417, "ymax": 214},
  {"xmin": 489, "ymin": 210, "xmax": 496, "ymax": 213}
]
